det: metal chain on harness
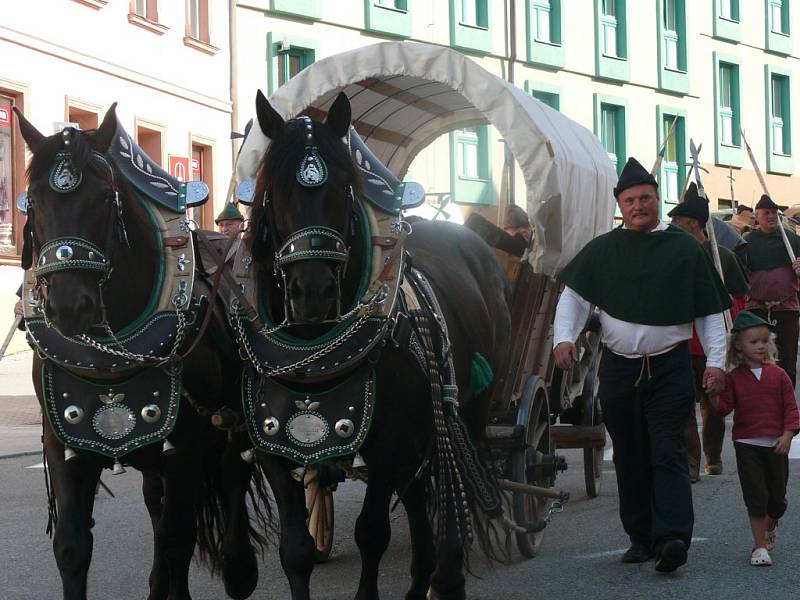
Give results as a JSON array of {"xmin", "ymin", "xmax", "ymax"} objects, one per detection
[
  {"xmin": 543, "ymin": 498, "xmax": 566, "ymax": 524},
  {"xmin": 74, "ymin": 308, "xmax": 190, "ymax": 366},
  {"xmin": 230, "ymin": 285, "xmax": 388, "ymax": 378}
]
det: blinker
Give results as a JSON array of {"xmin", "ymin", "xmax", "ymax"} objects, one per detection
[{"xmin": 16, "ymin": 192, "xmax": 28, "ymax": 215}]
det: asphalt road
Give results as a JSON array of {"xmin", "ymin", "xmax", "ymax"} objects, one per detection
[{"xmin": 2, "ymin": 436, "xmax": 799, "ymax": 600}]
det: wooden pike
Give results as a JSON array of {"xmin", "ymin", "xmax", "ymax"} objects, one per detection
[
  {"xmin": 741, "ymin": 129, "xmax": 796, "ymax": 262},
  {"xmin": 651, "ymin": 115, "xmax": 679, "ymax": 177},
  {"xmin": 0, "ymin": 315, "xmax": 23, "ymax": 362},
  {"xmin": 689, "ymin": 139, "xmax": 732, "ymax": 330}
]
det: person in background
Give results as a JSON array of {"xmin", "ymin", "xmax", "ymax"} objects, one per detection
[
  {"xmin": 215, "ymin": 202, "xmax": 245, "ymax": 237},
  {"xmin": 503, "ymin": 204, "xmax": 532, "ymax": 245},
  {"xmin": 740, "ymin": 195, "xmax": 800, "ymax": 386},
  {"xmin": 730, "ymin": 205, "xmax": 755, "ymax": 236},
  {"xmin": 710, "ymin": 311, "xmax": 799, "ymax": 567},
  {"xmin": 669, "ymin": 183, "xmax": 749, "ymax": 481},
  {"xmin": 553, "ymin": 157, "xmax": 730, "ymax": 573}
]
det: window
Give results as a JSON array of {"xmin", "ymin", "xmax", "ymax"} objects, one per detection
[
  {"xmin": 766, "ymin": 66, "xmax": 793, "ymax": 174},
  {"xmin": 658, "ymin": 0, "xmax": 688, "ymax": 93},
  {"xmin": 190, "ymin": 142, "xmax": 214, "ymax": 228},
  {"xmin": 268, "ymin": 0, "xmax": 322, "ymax": 20},
  {"xmin": 771, "ymin": 0, "xmax": 788, "ymax": 33},
  {"xmin": 714, "ymin": 0, "xmax": 740, "ymax": 41},
  {"xmin": 67, "ymin": 106, "xmax": 99, "ymax": 131},
  {"xmin": 595, "ymin": 0, "xmax": 629, "ymax": 81},
  {"xmin": 657, "ymin": 109, "xmax": 687, "ymax": 207},
  {"xmin": 532, "ymin": 90, "xmax": 559, "ymax": 110},
  {"xmin": 450, "ymin": 0, "xmax": 492, "ymax": 54},
  {"xmin": 365, "ymin": 0, "xmax": 411, "ymax": 37},
  {"xmin": 718, "ymin": 198, "xmax": 733, "ymax": 209},
  {"xmin": 188, "ymin": 0, "xmax": 210, "ymax": 43},
  {"xmin": 719, "ymin": 63, "xmax": 736, "ymax": 146},
  {"xmin": 449, "ymin": 125, "xmax": 493, "ymax": 204},
  {"xmin": 267, "ymin": 33, "xmax": 318, "ymax": 94},
  {"xmin": 766, "ymin": 0, "xmax": 792, "ymax": 53},
  {"xmin": 526, "ymin": 0, "xmax": 563, "ymax": 67},
  {"xmin": 0, "ymin": 97, "xmax": 16, "ymax": 255},
  {"xmin": 713, "ymin": 53, "xmax": 743, "ymax": 167},
  {"xmin": 594, "ymin": 95, "xmax": 627, "ymax": 175},
  {"xmin": 136, "ymin": 124, "xmax": 163, "ymax": 167},
  {"xmin": 128, "ymin": 0, "xmax": 167, "ymax": 34}
]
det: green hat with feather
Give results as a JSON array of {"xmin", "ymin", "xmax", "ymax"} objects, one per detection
[{"xmin": 215, "ymin": 202, "xmax": 244, "ymax": 224}]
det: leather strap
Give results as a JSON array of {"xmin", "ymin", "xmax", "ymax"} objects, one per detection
[
  {"xmin": 371, "ymin": 235, "xmax": 397, "ymax": 248},
  {"xmin": 163, "ymin": 236, "xmax": 190, "ymax": 248}
]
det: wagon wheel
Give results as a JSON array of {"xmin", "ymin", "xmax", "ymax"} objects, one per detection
[
  {"xmin": 304, "ymin": 468, "xmax": 335, "ymax": 563},
  {"xmin": 581, "ymin": 355, "xmax": 604, "ymax": 498},
  {"xmin": 512, "ymin": 376, "xmax": 552, "ymax": 558}
]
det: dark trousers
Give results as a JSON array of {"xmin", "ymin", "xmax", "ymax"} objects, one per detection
[
  {"xmin": 751, "ymin": 309, "xmax": 799, "ymax": 387},
  {"xmin": 734, "ymin": 442, "xmax": 789, "ymax": 519},
  {"xmin": 685, "ymin": 355, "xmax": 725, "ymax": 477},
  {"xmin": 599, "ymin": 343, "xmax": 695, "ymax": 549}
]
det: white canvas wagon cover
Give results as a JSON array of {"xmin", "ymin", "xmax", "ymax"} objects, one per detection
[{"xmin": 236, "ymin": 41, "xmax": 617, "ymax": 277}]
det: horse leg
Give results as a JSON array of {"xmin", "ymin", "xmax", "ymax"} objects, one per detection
[
  {"xmin": 220, "ymin": 439, "xmax": 259, "ymax": 600},
  {"xmin": 142, "ymin": 468, "xmax": 169, "ymax": 600},
  {"xmin": 399, "ymin": 476, "xmax": 436, "ymax": 600},
  {"xmin": 353, "ymin": 470, "xmax": 394, "ymax": 600},
  {"xmin": 45, "ymin": 427, "xmax": 102, "ymax": 600},
  {"xmin": 155, "ymin": 447, "xmax": 201, "ymax": 600},
  {"xmin": 428, "ymin": 504, "xmax": 466, "ymax": 600},
  {"xmin": 260, "ymin": 457, "xmax": 315, "ymax": 600}
]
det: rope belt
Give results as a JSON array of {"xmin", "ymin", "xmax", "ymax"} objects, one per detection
[{"xmin": 633, "ymin": 354, "xmax": 653, "ymax": 388}]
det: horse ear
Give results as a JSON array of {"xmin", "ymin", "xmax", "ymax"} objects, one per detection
[
  {"xmin": 325, "ymin": 92, "xmax": 351, "ymax": 138},
  {"xmin": 92, "ymin": 102, "xmax": 118, "ymax": 153},
  {"xmin": 255, "ymin": 89, "xmax": 284, "ymax": 140},
  {"xmin": 12, "ymin": 107, "xmax": 45, "ymax": 153}
]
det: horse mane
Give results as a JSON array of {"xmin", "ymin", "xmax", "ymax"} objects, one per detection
[
  {"xmin": 248, "ymin": 117, "xmax": 362, "ymax": 245},
  {"xmin": 27, "ymin": 127, "xmax": 98, "ymax": 185}
]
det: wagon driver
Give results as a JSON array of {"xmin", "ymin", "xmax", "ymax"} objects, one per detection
[{"xmin": 553, "ymin": 157, "xmax": 731, "ymax": 573}]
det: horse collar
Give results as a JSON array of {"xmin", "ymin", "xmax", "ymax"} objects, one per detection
[{"xmin": 295, "ymin": 117, "xmax": 328, "ymax": 188}]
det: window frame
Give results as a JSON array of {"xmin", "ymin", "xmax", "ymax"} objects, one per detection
[
  {"xmin": 449, "ymin": 124, "xmax": 493, "ymax": 205},
  {"xmin": 526, "ymin": 0, "xmax": 564, "ymax": 69},
  {"xmin": 189, "ymin": 134, "xmax": 215, "ymax": 229},
  {"xmin": 134, "ymin": 117, "xmax": 166, "ymax": 168},
  {"xmin": 128, "ymin": 0, "xmax": 168, "ymax": 35},
  {"xmin": 449, "ymin": 0, "xmax": 492, "ymax": 54},
  {"xmin": 656, "ymin": 0, "xmax": 689, "ymax": 94},
  {"xmin": 0, "ymin": 86, "xmax": 26, "ymax": 264},
  {"xmin": 765, "ymin": 65, "xmax": 793, "ymax": 175},
  {"xmin": 268, "ymin": 0, "xmax": 322, "ymax": 20},
  {"xmin": 713, "ymin": 52, "xmax": 744, "ymax": 167},
  {"xmin": 593, "ymin": 94, "xmax": 628, "ymax": 176},
  {"xmin": 266, "ymin": 33, "xmax": 319, "ymax": 95},
  {"xmin": 364, "ymin": 0, "xmax": 412, "ymax": 38},
  {"xmin": 714, "ymin": 0, "xmax": 741, "ymax": 42},
  {"xmin": 594, "ymin": 0, "xmax": 629, "ymax": 82},
  {"xmin": 766, "ymin": 0, "xmax": 792, "ymax": 54},
  {"xmin": 656, "ymin": 106, "xmax": 688, "ymax": 210},
  {"xmin": 525, "ymin": 80, "xmax": 561, "ymax": 111}
]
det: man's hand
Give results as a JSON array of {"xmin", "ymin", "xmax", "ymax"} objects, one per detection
[
  {"xmin": 703, "ymin": 367, "xmax": 726, "ymax": 395},
  {"xmin": 792, "ymin": 258, "xmax": 800, "ymax": 275},
  {"xmin": 13, "ymin": 301, "xmax": 23, "ymax": 318},
  {"xmin": 774, "ymin": 431, "xmax": 795, "ymax": 455},
  {"xmin": 554, "ymin": 342, "xmax": 578, "ymax": 371}
]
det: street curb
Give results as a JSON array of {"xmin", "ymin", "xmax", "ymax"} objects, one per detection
[{"xmin": 0, "ymin": 450, "xmax": 41, "ymax": 460}]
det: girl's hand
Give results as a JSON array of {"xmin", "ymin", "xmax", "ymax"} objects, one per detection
[{"xmin": 774, "ymin": 432, "xmax": 794, "ymax": 455}]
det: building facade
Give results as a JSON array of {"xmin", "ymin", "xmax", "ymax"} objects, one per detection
[
  {"xmin": 232, "ymin": 0, "xmax": 800, "ymax": 222},
  {"xmin": 0, "ymin": 0, "xmax": 232, "ymax": 352}
]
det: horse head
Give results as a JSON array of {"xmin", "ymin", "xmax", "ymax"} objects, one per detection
[
  {"xmin": 250, "ymin": 91, "xmax": 359, "ymax": 326},
  {"xmin": 15, "ymin": 104, "xmax": 124, "ymax": 336}
]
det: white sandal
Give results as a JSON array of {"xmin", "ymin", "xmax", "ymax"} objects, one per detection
[{"xmin": 750, "ymin": 547, "xmax": 773, "ymax": 566}]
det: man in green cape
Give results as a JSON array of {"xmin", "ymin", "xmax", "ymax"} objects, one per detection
[
  {"xmin": 553, "ymin": 158, "xmax": 731, "ymax": 573},
  {"xmin": 669, "ymin": 183, "xmax": 749, "ymax": 480},
  {"xmin": 740, "ymin": 194, "xmax": 800, "ymax": 385}
]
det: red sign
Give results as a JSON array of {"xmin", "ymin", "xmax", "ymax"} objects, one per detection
[
  {"xmin": 0, "ymin": 106, "xmax": 10, "ymax": 127},
  {"xmin": 168, "ymin": 155, "xmax": 190, "ymax": 182}
]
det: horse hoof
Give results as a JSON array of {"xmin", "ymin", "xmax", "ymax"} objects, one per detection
[{"xmin": 223, "ymin": 558, "xmax": 258, "ymax": 599}]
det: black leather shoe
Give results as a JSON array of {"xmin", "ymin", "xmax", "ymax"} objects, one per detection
[
  {"xmin": 621, "ymin": 543, "xmax": 654, "ymax": 563},
  {"xmin": 655, "ymin": 539, "xmax": 687, "ymax": 572}
]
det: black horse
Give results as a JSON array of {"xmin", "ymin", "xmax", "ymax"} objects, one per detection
[
  {"xmin": 243, "ymin": 91, "xmax": 511, "ymax": 600},
  {"xmin": 15, "ymin": 104, "xmax": 269, "ymax": 600}
]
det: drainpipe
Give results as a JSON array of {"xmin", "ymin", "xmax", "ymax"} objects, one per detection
[
  {"xmin": 227, "ymin": 0, "xmax": 240, "ymax": 206},
  {"xmin": 502, "ymin": 0, "xmax": 517, "ymax": 226}
]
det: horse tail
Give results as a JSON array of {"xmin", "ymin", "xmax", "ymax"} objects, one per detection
[{"xmin": 193, "ymin": 440, "xmax": 277, "ymax": 575}]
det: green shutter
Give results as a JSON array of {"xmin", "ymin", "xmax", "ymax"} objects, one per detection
[
  {"xmin": 526, "ymin": 0, "xmax": 565, "ymax": 69},
  {"xmin": 766, "ymin": 0, "xmax": 792, "ymax": 54},
  {"xmin": 713, "ymin": 52, "xmax": 743, "ymax": 168},
  {"xmin": 267, "ymin": 33, "xmax": 319, "ymax": 95},
  {"xmin": 714, "ymin": 0, "xmax": 741, "ymax": 42},
  {"xmin": 765, "ymin": 65, "xmax": 794, "ymax": 175},
  {"xmin": 365, "ymin": 0, "xmax": 412, "ymax": 38},
  {"xmin": 594, "ymin": 0, "xmax": 630, "ymax": 81},
  {"xmin": 269, "ymin": 0, "xmax": 321, "ymax": 20},
  {"xmin": 450, "ymin": 125, "xmax": 493, "ymax": 205},
  {"xmin": 449, "ymin": 0, "xmax": 493, "ymax": 54}
]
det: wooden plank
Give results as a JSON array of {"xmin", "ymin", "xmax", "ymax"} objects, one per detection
[{"xmin": 551, "ymin": 424, "xmax": 607, "ymax": 449}]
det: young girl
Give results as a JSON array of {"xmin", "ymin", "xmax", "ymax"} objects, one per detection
[{"xmin": 711, "ymin": 311, "xmax": 800, "ymax": 566}]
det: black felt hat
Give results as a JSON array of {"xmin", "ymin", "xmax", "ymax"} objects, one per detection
[
  {"xmin": 735, "ymin": 204, "xmax": 754, "ymax": 214},
  {"xmin": 754, "ymin": 194, "xmax": 787, "ymax": 211},
  {"xmin": 613, "ymin": 158, "xmax": 659, "ymax": 198},
  {"xmin": 667, "ymin": 182, "xmax": 709, "ymax": 226},
  {"xmin": 505, "ymin": 205, "xmax": 530, "ymax": 229}
]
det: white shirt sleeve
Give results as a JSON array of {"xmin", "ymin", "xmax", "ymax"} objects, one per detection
[
  {"xmin": 553, "ymin": 286, "xmax": 592, "ymax": 348},
  {"xmin": 695, "ymin": 312, "xmax": 727, "ymax": 369}
]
